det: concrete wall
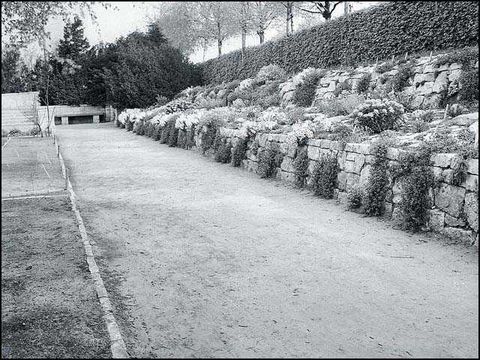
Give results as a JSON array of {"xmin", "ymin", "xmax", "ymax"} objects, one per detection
[
  {"xmin": 37, "ymin": 105, "xmax": 116, "ymax": 126},
  {"xmin": 1, "ymin": 92, "xmax": 39, "ymax": 132}
]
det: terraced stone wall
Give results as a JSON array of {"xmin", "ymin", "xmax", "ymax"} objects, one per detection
[{"xmin": 186, "ymin": 128, "xmax": 478, "ymax": 245}]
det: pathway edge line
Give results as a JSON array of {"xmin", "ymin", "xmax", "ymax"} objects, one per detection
[{"xmin": 54, "ymin": 134, "xmax": 129, "ymax": 359}]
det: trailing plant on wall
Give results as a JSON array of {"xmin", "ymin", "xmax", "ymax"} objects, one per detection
[
  {"xmin": 347, "ymin": 184, "xmax": 364, "ymax": 210},
  {"xmin": 257, "ymin": 148, "xmax": 278, "ymax": 179},
  {"xmin": 392, "ymin": 145, "xmax": 434, "ymax": 231},
  {"xmin": 391, "ymin": 64, "xmax": 414, "ymax": 92},
  {"xmin": 356, "ymin": 73, "xmax": 372, "ymax": 94},
  {"xmin": 214, "ymin": 140, "xmax": 232, "ymax": 163},
  {"xmin": 293, "ymin": 146, "xmax": 309, "ymax": 188},
  {"xmin": 363, "ymin": 142, "xmax": 389, "ymax": 216},
  {"xmin": 293, "ymin": 71, "xmax": 323, "ymax": 107},
  {"xmin": 232, "ymin": 137, "xmax": 249, "ymax": 167},
  {"xmin": 311, "ymin": 154, "xmax": 338, "ymax": 199}
]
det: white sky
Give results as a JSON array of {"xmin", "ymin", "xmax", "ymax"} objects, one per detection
[{"xmin": 19, "ymin": 1, "xmax": 380, "ymax": 66}]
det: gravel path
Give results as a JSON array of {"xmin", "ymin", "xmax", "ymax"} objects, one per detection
[{"xmin": 56, "ymin": 123, "xmax": 478, "ymax": 358}]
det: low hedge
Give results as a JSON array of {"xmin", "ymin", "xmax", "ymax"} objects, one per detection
[{"xmin": 200, "ymin": 1, "xmax": 478, "ymax": 84}]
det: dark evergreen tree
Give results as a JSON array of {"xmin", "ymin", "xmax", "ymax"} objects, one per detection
[{"xmin": 57, "ymin": 16, "xmax": 90, "ymax": 59}]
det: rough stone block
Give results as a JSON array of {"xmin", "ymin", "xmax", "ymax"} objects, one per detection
[
  {"xmin": 345, "ymin": 172, "xmax": 360, "ymax": 191},
  {"xmin": 434, "ymin": 183, "xmax": 466, "ymax": 218},
  {"xmin": 308, "ymin": 139, "xmax": 322, "ymax": 148},
  {"xmin": 445, "ymin": 214, "xmax": 466, "ymax": 227},
  {"xmin": 467, "ymin": 159, "xmax": 479, "ymax": 175},
  {"xmin": 441, "ymin": 227, "xmax": 474, "ymax": 246},
  {"xmin": 431, "ymin": 153, "xmax": 456, "ymax": 168},
  {"xmin": 281, "ymin": 170, "xmax": 297, "ymax": 183},
  {"xmin": 432, "ymin": 71, "xmax": 448, "ymax": 93},
  {"xmin": 307, "ymin": 146, "xmax": 321, "ymax": 161},
  {"xmin": 417, "ymin": 81, "xmax": 434, "ymax": 95},
  {"xmin": 337, "ymin": 191, "xmax": 348, "ymax": 205},
  {"xmin": 449, "ymin": 63, "xmax": 462, "ymax": 70},
  {"xmin": 463, "ymin": 174, "xmax": 478, "ymax": 192},
  {"xmin": 428, "ymin": 209, "xmax": 445, "ymax": 231},
  {"xmin": 448, "ymin": 69, "xmax": 462, "ymax": 82},
  {"xmin": 423, "ymin": 64, "xmax": 436, "ymax": 74},
  {"xmin": 337, "ymin": 171, "xmax": 348, "ymax": 191},
  {"xmin": 280, "ymin": 157, "xmax": 295, "ymax": 173},
  {"xmin": 464, "ymin": 192, "xmax": 478, "ymax": 232},
  {"xmin": 359, "ymin": 165, "xmax": 371, "ymax": 187}
]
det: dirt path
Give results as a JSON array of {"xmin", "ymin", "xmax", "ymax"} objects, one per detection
[{"xmin": 56, "ymin": 123, "xmax": 478, "ymax": 358}]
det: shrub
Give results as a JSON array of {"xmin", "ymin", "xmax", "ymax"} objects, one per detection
[
  {"xmin": 293, "ymin": 146, "xmax": 309, "ymax": 188},
  {"xmin": 154, "ymin": 95, "xmax": 169, "ymax": 107},
  {"xmin": 293, "ymin": 71, "xmax": 322, "ymax": 107},
  {"xmin": 311, "ymin": 154, "xmax": 338, "ymax": 199},
  {"xmin": 435, "ymin": 46, "xmax": 478, "ymax": 67},
  {"xmin": 347, "ymin": 185, "xmax": 364, "ymax": 210},
  {"xmin": 256, "ymin": 64, "xmax": 287, "ymax": 83},
  {"xmin": 363, "ymin": 142, "xmax": 389, "ymax": 216},
  {"xmin": 356, "ymin": 73, "xmax": 371, "ymax": 93},
  {"xmin": 333, "ymin": 80, "xmax": 352, "ymax": 97},
  {"xmin": 257, "ymin": 148, "xmax": 278, "ymax": 178},
  {"xmin": 153, "ymin": 123, "xmax": 163, "ymax": 141},
  {"xmin": 166, "ymin": 118, "xmax": 179, "ymax": 147},
  {"xmin": 214, "ymin": 140, "xmax": 232, "ymax": 163},
  {"xmin": 458, "ymin": 68, "xmax": 479, "ymax": 102},
  {"xmin": 447, "ymin": 103, "xmax": 469, "ymax": 118},
  {"xmin": 200, "ymin": 125, "xmax": 217, "ymax": 153},
  {"xmin": 391, "ymin": 64, "xmax": 414, "ymax": 92},
  {"xmin": 185, "ymin": 125, "xmax": 196, "ymax": 149},
  {"xmin": 177, "ymin": 129, "xmax": 187, "ymax": 149},
  {"xmin": 251, "ymin": 138, "xmax": 260, "ymax": 155},
  {"xmin": 376, "ymin": 61, "xmax": 395, "ymax": 74},
  {"xmin": 351, "ymin": 99, "xmax": 404, "ymax": 134},
  {"xmin": 393, "ymin": 146, "xmax": 434, "ymax": 231},
  {"xmin": 314, "ymin": 94, "xmax": 365, "ymax": 117},
  {"xmin": 200, "ymin": 2, "xmax": 478, "ymax": 84},
  {"xmin": 425, "ymin": 127, "xmax": 478, "ymax": 159},
  {"xmin": 232, "ymin": 138, "xmax": 249, "ymax": 167}
]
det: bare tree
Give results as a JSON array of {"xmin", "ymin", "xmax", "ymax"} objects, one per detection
[
  {"xmin": 300, "ymin": 1, "xmax": 344, "ymax": 21},
  {"xmin": 152, "ymin": 2, "xmax": 199, "ymax": 54},
  {"xmin": 251, "ymin": 1, "xmax": 280, "ymax": 44}
]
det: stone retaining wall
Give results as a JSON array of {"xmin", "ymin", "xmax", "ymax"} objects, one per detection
[
  {"xmin": 186, "ymin": 127, "xmax": 478, "ymax": 245},
  {"xmin": 277, "ymin": 53, "xmax": 479, "ymax": 109}
]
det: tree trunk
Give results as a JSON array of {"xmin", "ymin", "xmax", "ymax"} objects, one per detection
[
  {"xmin": 217, "ymin": 21, "xmax": 222, "ymax": 57},
  {"xmin": 290, "ymin": 7, "xmax": 294, "ymax": 33},
  {"xmin": 257, "ymin": 30, "xmax": 265, "ymax": 44},
  {"xmin": 286, "ymin": 4, "xmax": 291, "ymax": 36},
  {"xmin": 344, "ymin": 1, "xmax": 349, "ymax": 16},
  {"xmin": 241, "ymin": 27, "xmax": 247, "ymax": 59}
]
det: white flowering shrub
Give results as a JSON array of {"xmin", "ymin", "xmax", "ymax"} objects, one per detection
[
  {"xmin": 175, "ymin": 109, "xmax": 207, "ymax": 129},
  {"xmin": 350, "ymin": 99, "xmax": 404, "ymax": 134},
  {"xmin": 237, "ymin": 78, "xmax": 256, "ymax": 92},
  {"xmin": 256, "ymin": 64, "xmax": 287, "ymax": 83},
  {"xmin": 286, "ymin": 120, "xmax": 315, "ymax": 146},
  {"xmin": 258, "ymin": 107, "xmax": 288, "ymax": 125},
  {"xmin": 118, "ymin": 108, "xmax": 143, "ymax": 125}
]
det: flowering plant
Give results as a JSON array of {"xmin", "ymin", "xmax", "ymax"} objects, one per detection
[
  {"xmin": 286, "ymin": 120, "xmax": 315, "ymax": 146},
  {"xmin": 350, "ymin": 99, "xmax": 404, "ymax": 134}
]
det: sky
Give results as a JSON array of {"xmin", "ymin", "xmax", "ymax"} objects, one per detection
[{"xmin": 18, "ymin": 1, "xmax": 380, "ymax": 66}]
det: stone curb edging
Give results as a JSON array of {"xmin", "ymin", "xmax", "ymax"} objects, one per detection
[{"xmin": 53, "ymin": 134, "xmax": 129, "ymax": 358}]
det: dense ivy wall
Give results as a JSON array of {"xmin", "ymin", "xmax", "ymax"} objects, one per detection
[{"xmin": 200, "ymin": 1, "xmax": 479, "ymax": 84}]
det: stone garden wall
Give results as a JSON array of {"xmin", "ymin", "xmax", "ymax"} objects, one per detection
[
  {"xmin": 188, "ymin": 127, "xmax": 478, "ymax": 245},
  {"xmin": 277, "ymin": 54, "xmax": 479, "ymax": 109}
]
